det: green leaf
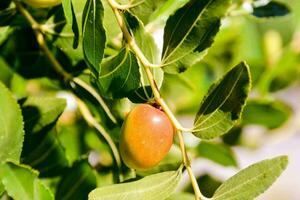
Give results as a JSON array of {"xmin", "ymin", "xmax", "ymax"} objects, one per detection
[
  {"xmin": 124, "ymin": 11, "xmax": 164, "ymax": 100},
  {"xmin": 242, "ymin": 100, "xmax": 292, "ymax": 129},
  {"xmin": 252, "ymin": 1, "xmax": 290, "ymax": 18},
  {"xmin": 130, "ymin": 0, "xmax": 165, "ymax": 24},
  {"xmin": 197, "ymin": 142, "xmax": 237, "ymax": 167},
  {"xmin": 20, "ymin": 96, "xmax": 66, "ymax": 133},
  {"xmin": 148, "ymin": 0, "xmax": 189, "ymax": 26},
  {"xmin": 212, "ymin": 156, "xmax": 288, "ymax": 200},
  {"xmin": 0, "ymin": 162, "xmax": 54, "ymax": 200},
  {"xmin": 61, "ymin": 0, "xmax": 79, "ymax": 48},
  {"xmin": 161, "ymin": 0, "xmax": 231, "ymax": 73},
  {"xmin": 56, "ymin": 160, "xmax": 97, "ymax": 200},
  {"xmin": 97, "ymin": 48, "xmax": 140, "ymax": 99},
  {"xmin": 193, "ymin": 62, "xmax": 251, "ymax": 139},
  {"xmin": 88, "ymin": 167, "xmax": 182, "ymax": 200},
  {"xmin": 166, "ymin": 192, "xmax": 194, "ymax": 200},
  {"xmin": 82, "ymin": 0, "xmax": 106, "ymax": 77},
  {"xmin": 45, "ymin": 0, "xmax": 85, "ymax": 62},
  {"xmin": 21, "ymin": 128, "xmax": 69, "ymax": 177},
  {"xmin": 20, "ymin": 96, "xmax": 68, "ymax": 177},
  {"xmin": 0, "ymin": 81, "xmax": 24, "ymax": 162}
]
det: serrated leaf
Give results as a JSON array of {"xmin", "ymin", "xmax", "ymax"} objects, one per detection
[
  {"xmin": 56, "ymin": 160, "xmax": 96, "ymax": 200},
  {"xmin": 82, "ymin": 0, "xmax": 106, "ymax": 77},
  {"xmin": 252, "ymin": 1, "xmax": 290, "ymax": 18},
  {"xmin": 161, "ymin": 0, "xmax": 231, "ymax": 73},
  {"xmin": 197, "ymin": 142, "xmax": 237, "ymax": 167},
  {"xmin": 0, "ymin": 162, "xmax": 54, "ymax": 200},
  {"xmin": 242, "ymin": 100, "xmax": 291, "ymax": 129},
  {"xmin": 193, "ymin": 62, "xmax": 251, "ymax": 139},
  {"xmin": 21, "ymin": 96, "xmax": 66, "ymax": 133},
  {"xmin": 61, "ymin": 0, "xmax": 79, "ymax": 48},
  {"xmin": 97, "ymin": 48, "xmax": 140, "ymax": 99},
  {"xmin": 0, "ymin": 81, "xmax": 24, "ymax": 162},
  {"xmin": 212, "ymin": 156, "xmax": 288, "ymax": 200},
  {"xmin": 88, "ymin": 167, "xmax": 182, "ymax": 200}
]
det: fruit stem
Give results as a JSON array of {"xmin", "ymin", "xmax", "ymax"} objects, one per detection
[{"xmin": 107, "ymin": 0, "xmax": 207, "ymax": 199}]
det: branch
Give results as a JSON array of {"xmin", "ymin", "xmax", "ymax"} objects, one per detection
[
  {"xmin": 13, "ymin": 0, "xmax": 72, "ymax": 81},
  {"xmin": 13, "ymin": 0, "xmax": 117, "ymax": 124},
  {"xmin": 106, "ymin": 0, "xmax": 206, "ymax": 199}
]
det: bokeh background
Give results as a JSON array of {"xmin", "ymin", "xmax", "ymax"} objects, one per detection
[{"xmin": 157, "ymin": 0, "xmax": 300, "ymax": 199}]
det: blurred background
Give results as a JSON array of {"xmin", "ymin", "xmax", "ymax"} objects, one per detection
[{"xmin": 158, "ymin": 0, "xmax": 300, "ymax": 199}]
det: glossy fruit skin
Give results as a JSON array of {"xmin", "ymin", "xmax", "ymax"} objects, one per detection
[
  {"xmin": 120, "ymin": 104, "xmax": 174, "ymax": 169},
  {"xmin": 22, "ymin": 0, "xmax": 61, "ymax": 8}
]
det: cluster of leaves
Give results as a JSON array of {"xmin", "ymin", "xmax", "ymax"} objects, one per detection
[{"xmin": 0, "ymin": 0, "xmax": 296, "ymax": 199}]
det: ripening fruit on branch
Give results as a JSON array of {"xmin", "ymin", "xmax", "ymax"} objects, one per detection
[
  {"xmin": 119, "ymin": 104, "xmax": 174, "ymax": 169},
  {"xmin": 22, "ymin": 0, "xmax": 61, "ymax": 8}
]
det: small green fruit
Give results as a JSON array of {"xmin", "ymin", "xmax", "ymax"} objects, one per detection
[{"xmin": 120, "ymin": 104, "xmax": 174, "ymax": 169}]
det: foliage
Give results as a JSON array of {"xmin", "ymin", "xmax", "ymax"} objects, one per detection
[{"xmin": 0, "ymin": 0, "xmax": 298, "ymax": 199}]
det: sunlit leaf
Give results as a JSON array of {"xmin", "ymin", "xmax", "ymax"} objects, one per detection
[
  {"xmin": 88, "ymin": 167, "xmax": 182, "ymax": 200},
  {"xmin": 162, "ymin": 0, "xmax": 231, "ymax": 73},
  {"xmin": 212, "ymin": 156, "xmax": 288, "ymax": 200},
  {"xmin": 0, "ymin": 81, "xmax": 24, "ymax": 162},
  {"xmin": 193, "ymin": 62, "xmax": 251, "ymax": 139},
  {"xmin": 0, "ymin": 162, "xmax": 54, "ymax": 200},
  {"xmin": 166, "ymin": 192, "xmax": 194, "ymax": 200}
]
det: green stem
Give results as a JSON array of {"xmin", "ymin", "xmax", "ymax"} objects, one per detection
[{"xmin": 106, "ymin": 0, "xmax": 206, "ymax": 199}]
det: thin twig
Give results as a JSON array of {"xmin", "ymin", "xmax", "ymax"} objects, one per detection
[
  {"xmin": 72, "ymin": 78, "xmax": 118, "ymax": 124},
  {"xmin": 13, "ymin": 0, "xmax": 118, "ymax": 124},
  {"xmin": 76, "ymin": 97, "xmax": 123, "ymax": 182},
  {"xmin": 13, "ymin": 0, "xmax": 72, "ymax": 81}
]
